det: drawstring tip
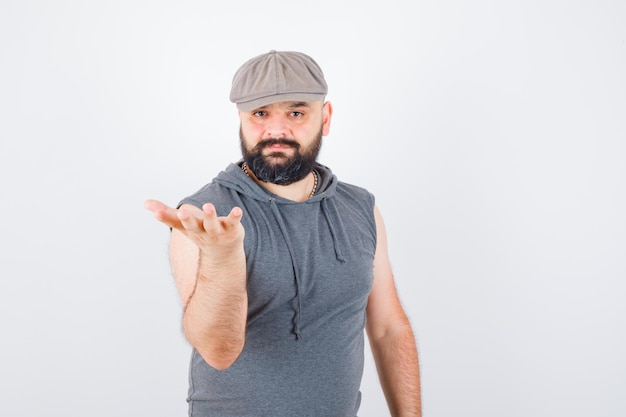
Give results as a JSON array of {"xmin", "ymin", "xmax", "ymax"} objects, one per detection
[{"xmin": 295, "ymin": 331, "xmax": 303, "ymax": 341}]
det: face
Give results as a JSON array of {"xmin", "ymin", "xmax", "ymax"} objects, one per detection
[{"xmin": 239, "ymin": 100, "xmax": 332, "ymax": 185}]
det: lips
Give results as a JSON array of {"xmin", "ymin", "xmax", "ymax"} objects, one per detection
[{"xmin": 268, "ymin": 143, "xmax": 293, "ymax": 151}]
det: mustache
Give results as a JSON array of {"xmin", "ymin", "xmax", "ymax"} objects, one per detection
[{"xmin": 257, "ymin": 138, "xmax": 300, "ymax": 150}]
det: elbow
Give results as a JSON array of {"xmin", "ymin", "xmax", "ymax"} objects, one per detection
[
  {"xmin": 207, "ymin": 358, "xmax": 237, "ymax": 371},
  {"xmin": 182, "ymin": 313, "xmax": 247, "ymax": 370},
  {"xmin": 194, "ymin": 341, "xmax": 245, "ymax": 371},
  {"xmin": 367, "ymin": 318, "xmax": 414, "ymax": 345}
]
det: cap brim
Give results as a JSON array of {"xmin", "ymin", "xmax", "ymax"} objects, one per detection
[{"xmin": 236, "ymin": 93, "xmax": 326, "ymax": 112}]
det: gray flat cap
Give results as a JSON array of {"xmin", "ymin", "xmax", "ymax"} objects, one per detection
[{"xmin": 230, "ymin": 50, "xmax": 328, "ymax": 111}]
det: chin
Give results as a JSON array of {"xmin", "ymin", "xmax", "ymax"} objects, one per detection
[{"xmin": 264, "ymin": 154, "xmax": 292, "ymax": 164}]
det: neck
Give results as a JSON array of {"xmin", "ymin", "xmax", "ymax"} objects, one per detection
[{"xmin": 242, "ymin": 162, "xmax": 318, "ymax": 203}]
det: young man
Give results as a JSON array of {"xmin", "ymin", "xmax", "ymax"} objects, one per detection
[{"xmin": 145, "ymin": 50, "xmax": 421, "ymax": 417}]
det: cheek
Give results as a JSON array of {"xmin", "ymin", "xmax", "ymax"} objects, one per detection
[
  {"xmin": 297, "ymin": 126, "xmax": 319, "ymax": 142},
  {"xmin": 241, "ymin": 122, "xmax": 265, "ymax": 142}
]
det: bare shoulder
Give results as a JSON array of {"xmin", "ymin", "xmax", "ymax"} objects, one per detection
[{"xmin": 367, "ymin": 205, "xmax": 410, "ymax": 337}]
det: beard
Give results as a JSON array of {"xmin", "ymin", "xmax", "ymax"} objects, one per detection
[{"xmin": 240, "ymin": 127, "xmax": 323, "ymax": 185}]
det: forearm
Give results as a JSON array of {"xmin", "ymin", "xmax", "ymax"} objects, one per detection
[
  {"xmin": 370, "ymin": 323, "xmax": 422, "ymax": 417},
  {"xmin": 183, "ymin": 247, "xmax": 248, "ymax": 370}
]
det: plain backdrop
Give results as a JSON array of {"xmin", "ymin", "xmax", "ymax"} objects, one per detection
[{"xmin": 1, "ymin": 1, "xmax": 625, "ymax": 416}]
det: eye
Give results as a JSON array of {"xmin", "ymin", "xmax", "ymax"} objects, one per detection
[
  {"xmin": 290, "ymin": 111, "xmax": 304, "ymax": 117},
  {"xmin": 253, "ymin": 110, "xmax": 267, "ymax": 117}
]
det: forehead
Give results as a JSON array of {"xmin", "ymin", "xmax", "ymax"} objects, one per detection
[{"xmin": 250, "ymin": 101, "xmax": 320, "ymax": 112}]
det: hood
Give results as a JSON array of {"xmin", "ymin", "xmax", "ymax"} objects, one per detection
[{"xmin": 212, "ymin": 161, "xmax": 339, "ymax": 204}]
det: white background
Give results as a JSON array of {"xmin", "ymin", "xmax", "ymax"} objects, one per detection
[{"xmin": 1, "ymin": 1, "xmax": 625, "ymax": 416}]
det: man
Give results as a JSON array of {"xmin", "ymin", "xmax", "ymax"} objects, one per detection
[{"xmin": 145, "ymin": 50, "xmax": 421, "ymax": 417}]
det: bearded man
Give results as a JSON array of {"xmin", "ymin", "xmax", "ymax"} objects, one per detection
[{"xmin": 145, "ymin": 50, "xmax": 421, "ymax": 417}]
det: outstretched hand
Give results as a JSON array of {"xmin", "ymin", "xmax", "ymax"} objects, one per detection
[{"xmin": 144, "ymin": 199, "xmax": 245, "ymax": 254}]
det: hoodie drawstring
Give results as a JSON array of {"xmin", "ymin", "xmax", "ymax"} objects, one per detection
[
  {"xmin": 266, "ymin": 197, "xmax": 347, "ymax": 340},
  {"xmin": 321, "ymin": 198, "xmax": 347, "ymax": 263},
  {"xmin": 268, "ymin": 199, "xmax": 304, "ymax": 340}
]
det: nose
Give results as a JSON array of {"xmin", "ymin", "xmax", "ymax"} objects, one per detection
[
  {"xmin": 264, "ymin": 114, "xmax": 288, "ymax": 139},
  {"xmin": 264, "ymin": 128, "xmax": 286, "ymax": 139}
]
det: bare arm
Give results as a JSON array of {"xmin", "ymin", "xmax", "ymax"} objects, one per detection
[
  {"xmin": 145, "ymin": 199, "xmax": 247, "ymax": 370},
  {"xmin": 366, "ymin": 205, "xmax": 422, "ymax": 417}
]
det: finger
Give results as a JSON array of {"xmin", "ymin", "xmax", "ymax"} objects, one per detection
[
  {"xmin": 145, "ymin": 199, "xmax": 184, "ymax": 229},
  {"xmin": 202, "ymin": 203, "xmax": 217, "ymax": 218},
  {"xmin": 201, "ymin": 203, "xmax": 219, "ymax": 233},
  {"xmin": 223, "ymin": 206, "xmax": 244, "ymax": 228},
  {"xmin": 144, "ymin": 199, "xmax": 170, "ymax": 213},
  {"xmin": 177, "ymin": 206, "xmax": 206, "ymax": 233}
]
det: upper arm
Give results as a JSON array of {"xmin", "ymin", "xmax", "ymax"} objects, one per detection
[
  {"xmin": 169, "ymin": 204, "xmax": 200, "ymax": 308},
  {"xmin": 366, "ymin": 205, "xmax": 411, "ymax": 341}
]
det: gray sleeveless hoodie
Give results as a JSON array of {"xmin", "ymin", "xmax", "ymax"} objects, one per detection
[{"xmin": 179, "ymin": 162, "xmax": 377, "ymax": 417}]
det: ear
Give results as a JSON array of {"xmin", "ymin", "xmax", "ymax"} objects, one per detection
[{"xmin": 321, "ymin": 101, "xmax": 333, "ymax": 136}]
